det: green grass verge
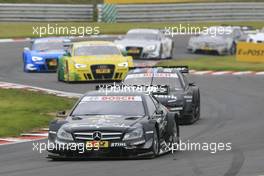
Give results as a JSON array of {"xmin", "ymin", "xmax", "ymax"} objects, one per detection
[
  {"xmin": 157, "ymin": 56, "xmax": 264, "ymax": 71},
  {"xmin": 0, "ymin": 88, "xmax": 76, "ymax": 137},
  {"xmin": 1, "ymin": 21, "xmax": 264, "ymax": 38}
]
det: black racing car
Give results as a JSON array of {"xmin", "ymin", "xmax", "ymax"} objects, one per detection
[
  {"xmin": 48, "ymin": 91, "xmax": 179, "ymax": 159},
  {"xmin": 123, "ymin": 66, "xmax": 200, "ymax": 124}
]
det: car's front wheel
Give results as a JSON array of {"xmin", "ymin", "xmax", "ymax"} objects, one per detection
[
  {"xmin": 151, "ymin": 129, "xmax": 160, "ymax": 157},
  {"xmin": 230, "ymin": 42, "xmax": 236, "ymax": 55}
]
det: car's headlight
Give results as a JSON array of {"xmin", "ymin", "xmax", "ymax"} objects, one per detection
[
  {"xmin": 57, "ymin": 128, "xmax": 73, "ymax": 141},
  {"xmin": 32, "ymin": 56, "xmax": 43, "ymax": 62},
  {"xmin": 118, "ymin": 62, "xmax": 128, "ymax": 68},
  {"xmin": 145, "ymin": 45, "xmax": 156, "ymax": 51},
  {"xmin": 123, "ymin": 127, "xmax": 144, "ymax": 141},
  {"xmin": 75, "ymin": 63, "xmax": 87, "ymax": 69}
]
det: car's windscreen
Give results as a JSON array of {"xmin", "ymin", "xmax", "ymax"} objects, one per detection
[
  {"xmin": 71, "ymin": 96, "xmax": 145, "ymax": 116},
  {"xmin": 125, "ymin": 33, "xmax": 158, "ymax": 40},
  {"xmin": 124, "ymin": 73, "xmax": 183, "ymax": 89},
  {"xmin": 32, "ymin": 41, "xmax": 64, "ymax": 51},
  {"xmin": 74, "ymin": 45, "xmax": 120, "ymax": 56}
]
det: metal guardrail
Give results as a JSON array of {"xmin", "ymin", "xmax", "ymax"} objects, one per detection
[
  {"xmin": 98, "ymin": 2, "xmax": 264, "ymax": 22},
  {"xmin": 0, "ymin": 3, "xmax": 263, "ymax": 22},
  {"xmin": 0, "ymin": 3, "xmax": 94, "ymax": 21}
]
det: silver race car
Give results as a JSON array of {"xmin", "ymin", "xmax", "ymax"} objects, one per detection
[
  {"xmin": 247, "ymin": 27, "xmax": 264, "ymax": 43},
  {"xmin": 187, "ymin": 26, "xmax": 244, "ymax": 55},
  {"xmin": 114, "ymin": 29, "xmax": 173, "ymax": 59}
]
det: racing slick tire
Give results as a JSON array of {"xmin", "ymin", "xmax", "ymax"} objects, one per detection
[
  {"xmin": 150, "ymin": 129, "xmax": 160, "ymax": 158},
  {"xmin": 159, "ymin": 45, "xmax": 163, "ymax": 59},
  {"xmin": 195, "ymin": 91, "xmax": 201, "ymax": 121},
  {"xmin": 167, "ymin": 42, "xmax": 174, "ymax": 60},
  {"xmin": 165, "ymin": 112, "xmax": 179, "ymax": 144},
  {"xmin": 182, "ymin": 90, "xmax": 200, "ymax": 125}
]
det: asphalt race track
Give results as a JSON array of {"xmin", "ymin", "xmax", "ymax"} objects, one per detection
[
  {"xmin": 0, "ymin": 35, "xmax": 202, "ymax": 93},
  {"xmin": 0, "ymin": 38, "xmax": 264, "ymax": 176}
]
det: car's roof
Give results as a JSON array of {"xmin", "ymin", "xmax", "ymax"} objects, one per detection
[
  {"xmin": 73, "ymin": 41, "xmax": 116, "ymax": 47},
  {"xmin": 127, "ymin": 29, "xmax": 160, "ymax": 35},
  {"xmin": 84, "ymin": 90, "xmax": 149, "ymax": 97},
  {"xmin": 128, "ymin": 67, "xmax": 180, "ymax": 75},
  {"xmin": 34, "ymin": 37, "xmax": 67, "ymax": 43}
]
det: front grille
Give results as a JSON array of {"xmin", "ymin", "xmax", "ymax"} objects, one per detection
[
  {"xmin": 45, "ymin": 58, "xmax": 58, "ymax": 71},
  {"xmin": 126, "ymin": 47, "xmax": 143, "ymax": 59},
  {"xmin": 91, "ymin": 64, "xmax": 115, "ymax": 80},
  {"xmin": 73, "ymin": 131, "xmax": 123, "ymax": 141}
]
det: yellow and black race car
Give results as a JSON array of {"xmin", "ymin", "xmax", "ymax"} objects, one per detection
[{"xmin": 58, "ymin": 41, "xmax": 134, "ymax": 82}]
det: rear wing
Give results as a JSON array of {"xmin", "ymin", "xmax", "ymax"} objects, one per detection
[{"xmin": 130, "ymin": 65, "xmax": 189, "ymax": 73}]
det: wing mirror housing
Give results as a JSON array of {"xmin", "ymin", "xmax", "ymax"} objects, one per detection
[
  {"xmin": 189, "ymin": 82, "xmax": 196, "ymax": 86},
  {"xmin": 155, "ymin": 108, "xmax": 164, "ymax": 115},
  {"xmin": 56, "ymin": 111, "xmax": 67, "ymax": 118},
  {"xmin": 63, "ymin": 52, "xmax": 71, "ymax": 57},
  {"xmin": 122, "ymin": 50, "xmax": 128, "ymax": 56}
]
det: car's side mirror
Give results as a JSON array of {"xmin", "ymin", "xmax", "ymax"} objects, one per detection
[
  {"xmin": 24, "ymin": 47, "xmax": 30, "ymax": 51},
  {"xmin": 189, "ymin": 82, "xmax": 195, "ymax": 86},
  {"xmin": 122, "ymin": 50, "xmax": 128, "ymax": 56},
  {"xmin": 63, "ymin": 52, "xmax": 71, "ymax": 57},
  {"xmin": 155, "ymin": 108, "xmax": 164, "ymax": 115},
  {"xmin": 56, "ymin": 111, "xmax": 67, "ymax": 118}
]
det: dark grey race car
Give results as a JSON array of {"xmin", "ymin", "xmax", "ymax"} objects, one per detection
[
  {"xmin": 48, "ymin": 91, "xmax": 180, "ymax": 159},
  {"xmin": 123, "ymin": 66, "xmax": 200, "ymax": 124}
]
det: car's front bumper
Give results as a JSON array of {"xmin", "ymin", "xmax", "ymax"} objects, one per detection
[
  {"xmin": 66, "ymin": 67, "xmax": 129, "ymax": 82},
  {"xmin": 25, "ymin": 59, "xmax": 58, "ymax": 72},
  {"xmin": 47, "ymin": 137, "xmax": 154, "ymax": 159},
  {"xmin": 124, "ymin": 47, "xmax": 160, "ymax": 59},
  {"xmin": 188, "ymin": 45, "xmax": 228, "ymax": 54}
]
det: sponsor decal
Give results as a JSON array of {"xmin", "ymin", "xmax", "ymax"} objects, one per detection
[
  {"xmin": 236, "ymin": 42, "xmax": 264, "ymax": 63},
  {"xmin": 126, "ymin": 73, "xmax": 178, "ymax": 78},
  {"xmin": 110, "ymin": 142, "xmax": 127, "ymax": 147},
  {"xmin": 154, "ymin": 95, "xmax": 177, "ymax": 99},
  {"xmin": 81, "ymin": 96, "xmax": 142, "ymax": 102}
]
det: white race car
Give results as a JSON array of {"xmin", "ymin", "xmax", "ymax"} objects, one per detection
[
  {"xmin": 188, "ymin": 26, "xmax": 244, "ymax": 55},
  {"xmin": 247, "ymin": 27, "xmax": 264, "ymax": 43},
  {"xmin": 114, "ymin": 29, "xmax": 173, "ymax": 59}
]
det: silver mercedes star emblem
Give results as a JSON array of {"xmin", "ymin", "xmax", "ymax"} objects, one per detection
[{"xmin": 92, "ymin": 131, "xmax": 102, "ymax": 141}]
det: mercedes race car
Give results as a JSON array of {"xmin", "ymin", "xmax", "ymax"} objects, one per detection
[
  {"xmin": 48, "ymin": 91, "xmax": 179, "ymax": 159},
  {"xmin": 57, "ymin": 41, "xmax": 134, "ymax": 82},
  {"xmin": 123, "ymin": 66, "xmax": 200, "ymax": 124},
  {"xmin": 187, "ymin": 26, "xmax": 244, "ymax": 55},
  {"xmin": 114, "ymin": 29, "xmax": 173, "ymax": 59},
  {"xmin": 23, "ymin": 37, "xmax": 68, "ymax": 72}
]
